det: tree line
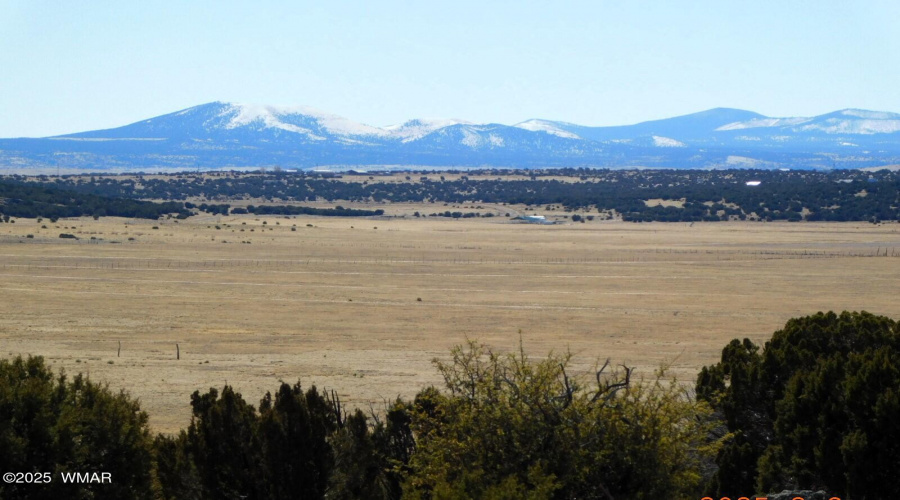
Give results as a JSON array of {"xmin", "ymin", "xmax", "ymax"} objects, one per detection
[
  {"xmin": 0, "ymin": 179, "xmax": 190, "ymax": 220},
  {"xmin": 2, "ymin": 311, "xmax": 898, "ymax": 499},
  {"xmin": 0, "ymin": 181, "xmax": 384, "ymax": 221},
  {"xmin": 17, "ymin": 168, "xmax": 900, "ymax": 222}
]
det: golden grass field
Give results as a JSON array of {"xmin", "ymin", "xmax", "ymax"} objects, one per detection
[{"xmin": 2, "ymin": 213, "xmax": 899, "ymax": 432}]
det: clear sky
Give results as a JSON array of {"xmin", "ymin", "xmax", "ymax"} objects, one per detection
[{"xmin": 2, "ymin": 1, "xmax": 899, "ymax": 137}]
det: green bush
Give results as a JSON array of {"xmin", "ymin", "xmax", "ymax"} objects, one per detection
[
  {"xmin": 697, "ymin": 311, "xmax": 900, "ymax": 499},
  {"xmin": 0, "ymin": 356, "xmax": 154, "ymax": 499},
  {"xmin": 403, "ymin": 341, "xmax": 721, "ymax": 499}
]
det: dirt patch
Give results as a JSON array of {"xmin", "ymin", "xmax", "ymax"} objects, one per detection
[{"xmin": 644, "ymin": 198, "xmax": 685, "ymax": 208}]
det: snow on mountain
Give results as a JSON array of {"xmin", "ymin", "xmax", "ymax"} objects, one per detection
[
  {"xmin": 222, "ymin": 103, "xmax": 389, "ymax": 138},
  {"xmin": 716, "ymin": 117, "xmax": 811, "ymax": 131},
  {"xmin": 513, "ymin": 119, "xmax": 582, "ymax": 139},
  {"xmin": 716, "ymin": 109, "xmax": 900, "ymax": 135},
  {"xmin": 456, "ymin": 128, "xmax": 506, "ymax": 149},
  {"xmin": 798, "ymin": 117, "xmax": 900, "ymax": 135},
  {"xmin": 556, "ymin": 108, "xmax": 768, "ymax": 143},
  {"xmin": 384, "ymin": 118, "xmax": 474, "ymax": 142},
  {"xmin": 652, "ymin": 136, "xmax": 686, "ymax": 147},
  {"xmin": 218, "ymin": 104, "xmax": 488, "ymax": 143},
  {"xmin": 5, "ymin": 102, "xmax": 900, "ymax": 171},
  {"xmin": 838, "ymin": 109, "xmax": 900, "ymax": 120},
  {"xmin": 460, "ymin": 129, "xmax": 481, "ymax": 148},
  {"xmin": 225, "ymin": 104, "xmax": 325, "ymax": 139},
  {"xmin": 410, "ymin": 123, "xmax": 516, "ymax": 150}
]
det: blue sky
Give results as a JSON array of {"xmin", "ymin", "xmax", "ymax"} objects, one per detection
[{"xmin": 2, "ymin": 1, "xmax": 899, "ymax": 137}]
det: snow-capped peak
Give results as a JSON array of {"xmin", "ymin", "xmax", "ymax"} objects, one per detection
[
  {"xmin": 384, "ymin": 118, "xmax": 475, "ymax": 142},
  {"xmin": 514, "ymin": 119, "xmax": 581, "ymax": 139},
  {"xmin": 219, "ymin": 104, "xmax": 485, "ymax": 141},
  {"xmin": 224, "ymin": 104, "xmax": 320, "ymax": 138},
  {"xmin": 221, "ymin": 103, "xmax": 389, "ymax": 138}
]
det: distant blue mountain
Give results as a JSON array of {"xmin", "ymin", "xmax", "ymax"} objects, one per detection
[
  {"xmin": 519, "ymin": 108, "xmax": 767, "ymax": 143},
  {"xmin": 2, "ymin": 102, "xmax": 900, "ymax": 171}
]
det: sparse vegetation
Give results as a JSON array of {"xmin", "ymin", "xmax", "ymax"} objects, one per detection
[{"xmin": 1, "ymin": 182, "xmax": 898, "ymax": 497}]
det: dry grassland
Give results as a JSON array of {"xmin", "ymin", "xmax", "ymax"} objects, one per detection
[{"xmin": 2, "ymin": 215, "xmax": 899, "ymax": 432}]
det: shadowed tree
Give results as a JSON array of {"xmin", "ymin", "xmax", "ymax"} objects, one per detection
[
  {"xmin": 697, "ymin": 311, "xmax": 900, "ymax": 499},
  {"xmin": 258, "ymin": 382, "xmax": 337, "ymax": 499},
  {"xmin": 0, "ymin": 356, "xmax": 154, "ymax": 500},
  {"xmin": 184, "ymin": 386, "xmax": 265, "ymax": 500}
]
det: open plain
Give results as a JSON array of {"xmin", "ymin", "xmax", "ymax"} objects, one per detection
[{"xmin": 2, "ymin": 214, "xmax": 900, "ymax": 432}]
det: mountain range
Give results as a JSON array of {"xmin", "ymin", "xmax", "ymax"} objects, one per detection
[{"xmin": 2, "ymin": 102, "xmax": 900, "ymax": 171}]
